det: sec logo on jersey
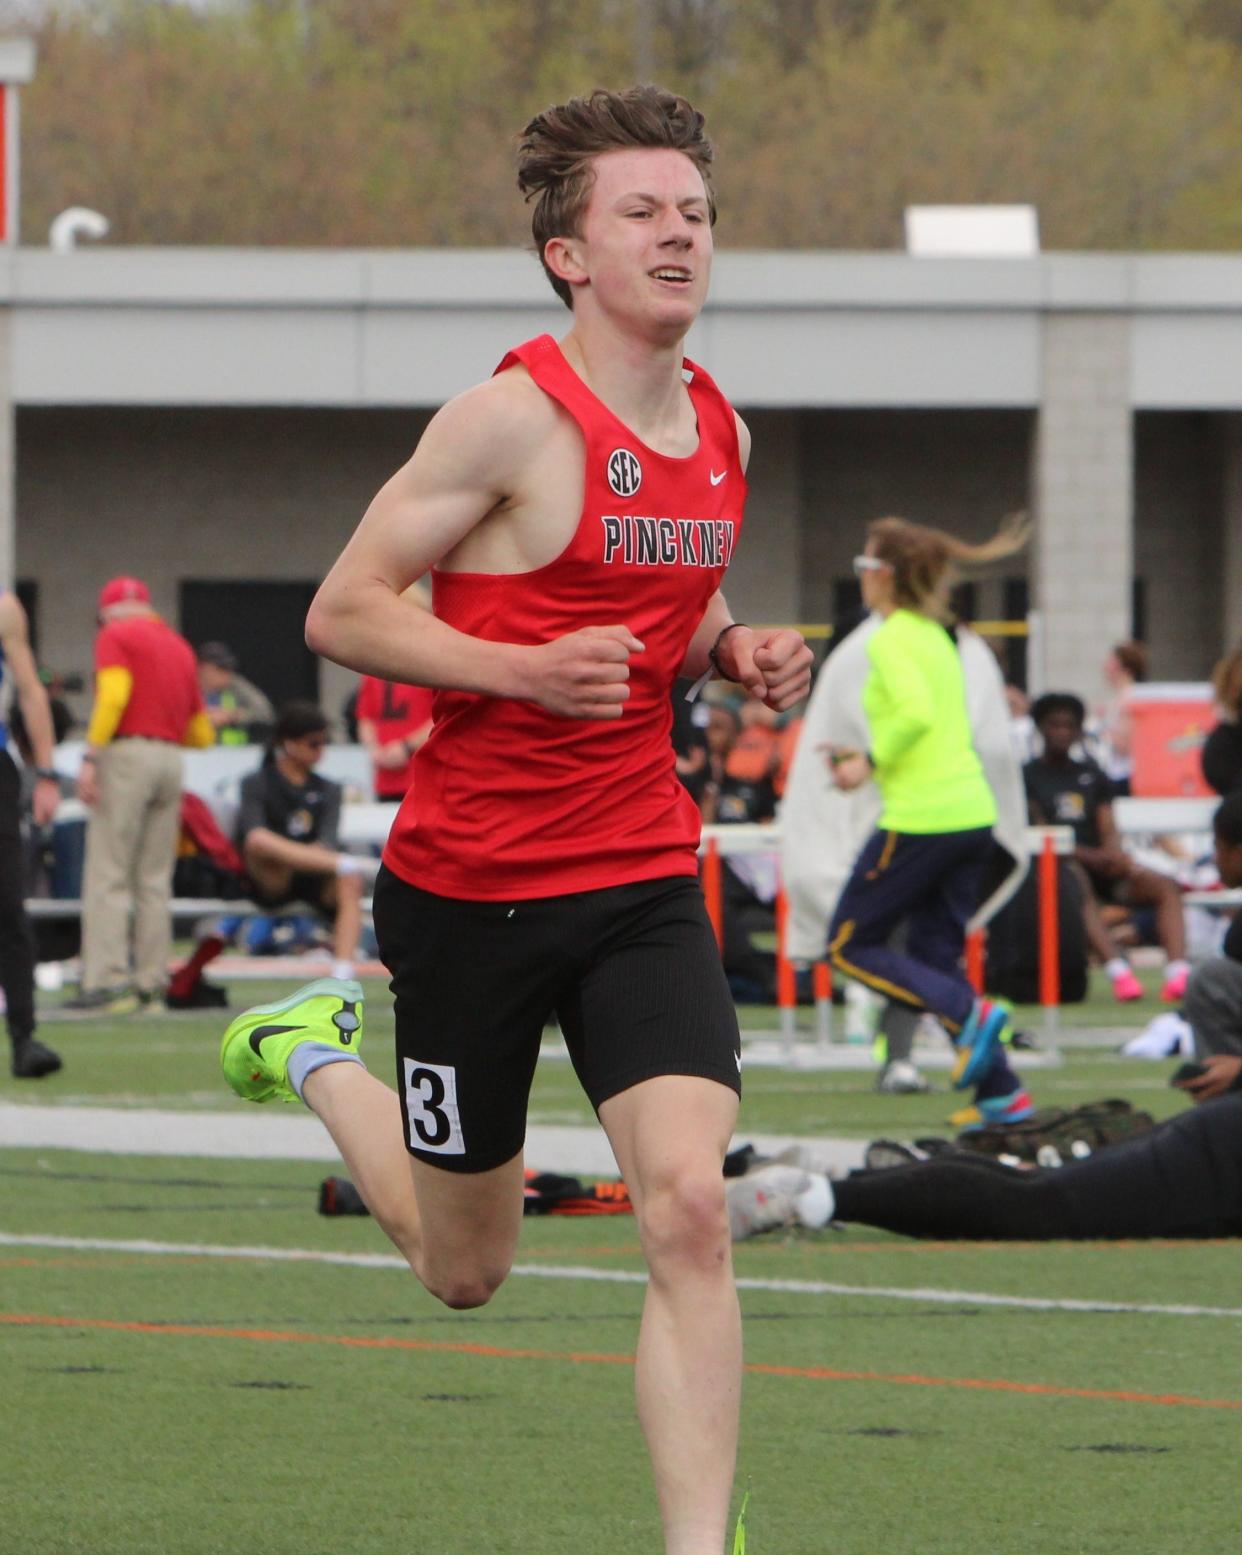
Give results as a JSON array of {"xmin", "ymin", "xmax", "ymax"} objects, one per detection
[{"xmin": 607, "ymin": 448, "xmax": 642, "ymax": 498}]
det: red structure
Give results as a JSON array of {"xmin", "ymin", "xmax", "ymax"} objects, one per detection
[{"xmin": 0, "ymin": 42, "xmax": 35, "ymax": 245}]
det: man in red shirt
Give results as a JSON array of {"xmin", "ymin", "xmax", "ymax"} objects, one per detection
[
  {"xmin": 221, "ymin": 88, "xmax": 812, "ymax": 1554},
  {"xmin": 69, "ymin": 577, "xmax": 213, "ymax": 1012},
  {"xmin": 355, "ymin": 675, "xmax": 433, "ymax": 801},
  {"xmin": 355, "ymin": 581, "xmax": 434, "ymax": 802}
]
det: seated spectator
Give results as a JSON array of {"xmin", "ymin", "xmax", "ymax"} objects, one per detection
[
  {"xmin": 725, "ymin": 699, "xmax": 781, "ymax": 789},
  {"xmin": 236, "ymin": 702, "xmax": 368, "ymax": 981},
  {"xmin": 1090, "ymin": 639, "xmax": 1146, "ymax": 797},
  {"xmin": 670, "ymin": 681, "xmax": 710, "ymax": 805},
  {"xmin": 1025, "ymin": 692, "xmax": 1190, "ymax": 1003},
  {"xmin": 701, "ymin": 700, "xmax": 779, "ymax": 1003},
  {"xmin": 355, "ymin": 675, "xmax": 434, "ymax": 802},
  {"xmin": 197, "ymin": 641, "xmax": 274, "ymax": 746},
  {"xmin": 702, "ymin": 703, "xmax": 776, "ymax": 826},
  {"xmin": 1202, "ymin": 643, "xmax": 1242, "ymax": 797},
  {"xmin": 1181, "ymin": 793, "xmax": 1242, "ymax": 1097},
  {"xmin": 1003, "ymin": 681, "xmax": 1036, "ymax": 764},
  {"xmin": 725, "ymin": 695, "xmax": 806, "ymax": 801}
]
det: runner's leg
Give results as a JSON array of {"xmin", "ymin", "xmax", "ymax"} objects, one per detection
[
  {"xmin": 332, "ymin": 867, "xmax": 564, "ymax": 1306},
  {"xmin": 303, "ymin": 1061, "xmax": 525, "ymax": 1307},
  {"xmin": 600, "ymin": 1075, "xmax": 740, "ymax": 1555},
  {"xmin": 829, "ymin": 830, "xmax": 983, "ymax": 1029}
]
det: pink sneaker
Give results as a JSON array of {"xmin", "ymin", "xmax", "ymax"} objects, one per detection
[
  {"xmin": 1111, "ymin": 968, "xmax": 1144, "ymax": 1002},
  {"xmin": 1160, "ymin": 967, "xmax": 1189, "ymax": 1002}
]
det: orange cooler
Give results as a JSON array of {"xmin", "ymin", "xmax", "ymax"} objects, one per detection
[{"xmin": 1127, "ymin": 683, "xmax": 1217, "ymax": 798}]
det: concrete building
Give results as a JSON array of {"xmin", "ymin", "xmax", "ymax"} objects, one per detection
[{"xmin": 6, "ymin": 246, "xmax": 1241, "ymax": 720}]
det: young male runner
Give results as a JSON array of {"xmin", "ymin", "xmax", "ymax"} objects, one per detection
[{"xmin": 220, "ymin": 86, "xmax": 814, "ymax": 1555}]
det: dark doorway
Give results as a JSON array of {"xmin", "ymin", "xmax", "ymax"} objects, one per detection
[
  {"xmin": 949, "ymin": 580, "xmax": 978, "ymax": 626},
  {"xmin": 1132, "ymin": 576, "xmax": 1146, "ymax": 645},
  {"xmin": 1003, "ymin": 576, "xmax": 1029, "ymax": 690},
  {"xmin": 179, "ymin": 580, "xmax": 319, "ymax": 710},
  {"xmin": 16, "ymin": 579, "xmax": 37, "ymax": 651}
]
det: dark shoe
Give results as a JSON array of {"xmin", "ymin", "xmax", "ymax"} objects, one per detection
[
  {"xmin": 61, "ymin": 986, "xmax": 140, "ymax": 1016},
  {"xmin": 12, "ymin": 1037, "xmax": 63, "ymax": 1079},
  {"xmin": 318, "ymin": 1176, "xmax": 370, "ymax": 1216}
]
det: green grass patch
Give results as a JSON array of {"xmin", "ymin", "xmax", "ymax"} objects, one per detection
[
  {"xmin": 18, "ymin": 970, "xmax": 1188, "ymax": 1140},
  {"xmin": 2, "ymin": 1146, "xmax": 1239, "ymax": 1553},
  {"xmin": 3, "ymin": 971, "xmax": 1229, "ymax": 1552}
]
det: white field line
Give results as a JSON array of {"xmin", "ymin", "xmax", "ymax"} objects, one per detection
[{"xmin": 2, "ymin": 1230, "xmax": 1239, "ymax": 1320}]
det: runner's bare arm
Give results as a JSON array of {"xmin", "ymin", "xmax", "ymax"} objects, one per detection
[
  {"xmin": 307, "ymin": 376, "xmax": 642, "ymax": 720},
  {"xmin": 677, "ymin": 414, "xmax": 811, "ymax": 711},
  {"xmin": 678, "ymin": 415, "xmax": 751, "ymax": 678}
]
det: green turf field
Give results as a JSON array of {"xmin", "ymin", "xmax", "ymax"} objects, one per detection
[{"xmin": 3, "ymin": 973, "xmax": 1235, "ymax": 1554}]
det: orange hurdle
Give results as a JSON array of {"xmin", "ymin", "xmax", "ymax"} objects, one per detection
[
  {"xmin": 701, "ymin": 836, "xmax": 723, "ymax": 951},
  {"xmin": 1038, "ymin": 831, "xmax": 1060, "ymax": 1037},
  {"xmin": 775, "ymin": 888, "xmax": 797, "ymax": 1058},
  {"xmin": 965, "ymin": 928, "xmax": 985, "ymax": 994}
]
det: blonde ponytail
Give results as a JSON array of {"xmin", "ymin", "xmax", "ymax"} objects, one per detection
[{"xmin": 866, "ymin": 512, "xmax": 1030, "ymax": 617}]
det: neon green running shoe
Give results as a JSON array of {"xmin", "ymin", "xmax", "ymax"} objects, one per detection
[
  {"xmin": 220, "ymin": 977, "xmax": 364, "ymax": 1104},
  {"xmin": 732, "ymin": 1489, "xmax": 750, "ymax": 1555}
]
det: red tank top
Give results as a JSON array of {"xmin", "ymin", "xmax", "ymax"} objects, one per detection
[{"xmin": 383, "ymin": 334, "xmax": 747, "ymax": 900}]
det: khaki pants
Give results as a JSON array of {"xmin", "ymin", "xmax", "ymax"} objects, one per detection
[{"xmin": 81, "ymin": 739, "xmax": 184, "ymax": 995}]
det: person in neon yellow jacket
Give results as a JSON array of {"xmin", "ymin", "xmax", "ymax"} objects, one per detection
[{"xmin": 827, "ymin": 515, "xmax": 1032, "ymax": 1127}]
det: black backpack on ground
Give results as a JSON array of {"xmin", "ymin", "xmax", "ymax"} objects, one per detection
[
  {"xmin": 956, "ymin": 1098, "xmax": 1157, "ymax": 1164},
  {"xmin": 983, "ymin": 856, "xmax": 1088, "ymax": 1005}
]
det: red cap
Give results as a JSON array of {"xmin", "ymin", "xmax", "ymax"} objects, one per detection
[{"xmin": 98, "ymin": 576, "xmax": 151, "ymax": 611}]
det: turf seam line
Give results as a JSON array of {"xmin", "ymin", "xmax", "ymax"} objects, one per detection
[{"xmin": 1, "ymin": 1230, "xmax": 1238, "ymax": 1319}]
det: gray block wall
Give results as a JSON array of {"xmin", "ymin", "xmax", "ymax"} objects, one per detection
[
  {"xmin": 16, "ymin": 400, "xmax": 1240, "ymax": 729},
  {"xmin": 1032, "ymin": 315, "xmax": 1134, "ymax": 701}
]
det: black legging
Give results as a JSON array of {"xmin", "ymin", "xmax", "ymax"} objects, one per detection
[
  {"xmin": 0, "ymin": 749, "xmax": 38, "ymax": 1046},
  {"xmin": 833, "ymin": 1094, "xmax": 1242, "ymax": 1240}
]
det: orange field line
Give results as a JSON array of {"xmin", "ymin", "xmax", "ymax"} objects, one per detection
[{"xmin": 3, "ymin": 1311, "xmax": 1238, "ymax": 1412}]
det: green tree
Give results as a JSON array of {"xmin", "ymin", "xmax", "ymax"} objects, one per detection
[{"xmin": 12, "ymin": 0, "xmax": 1242, "ymax": 250}]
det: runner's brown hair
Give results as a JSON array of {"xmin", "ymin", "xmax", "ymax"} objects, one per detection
[{"xmin": 517, "ymin": 85, "xmax": 715, "ymax": 308}]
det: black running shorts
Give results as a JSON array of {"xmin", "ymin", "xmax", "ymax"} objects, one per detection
[{"xmin": 371, "ymin": 868, "xmax": 742, "ymax": 1173}]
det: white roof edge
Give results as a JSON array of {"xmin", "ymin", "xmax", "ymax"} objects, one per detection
[{"xmin": 1, "ymin": 247, "xmax": 1241, "ymax": 313}]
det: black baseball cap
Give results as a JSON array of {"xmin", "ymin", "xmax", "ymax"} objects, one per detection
[{"xmin": 197, "ymin": 641, "xmax": 238, "ymax": 671}]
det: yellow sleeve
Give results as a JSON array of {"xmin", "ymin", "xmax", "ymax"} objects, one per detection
[
  {"xmin": 182, "ymin": 710, "xmax": 217, "ymax": 749},
  {"xmin": 85, "ymin": 666, "xmax": 134, "ymax": 747}
]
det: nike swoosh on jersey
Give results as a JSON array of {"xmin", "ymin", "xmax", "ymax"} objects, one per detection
[
  {"xmin": 249, "ymin": 1022, "xmax": 307, "ymax": 1057},
  {"xmin": 710, "ymin": 469, "xmax": 727, "ymax": 486}
]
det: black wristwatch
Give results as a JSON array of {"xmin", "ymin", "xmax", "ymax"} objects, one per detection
[{"xmin": 34, "ymin": 767, "xmax": 59, "ymax": 782}]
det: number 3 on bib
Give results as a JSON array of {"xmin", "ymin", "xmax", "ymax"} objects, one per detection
[{"xmin": 403, "ymin": 1057, "xmax": 466, "ymax": 1155}]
